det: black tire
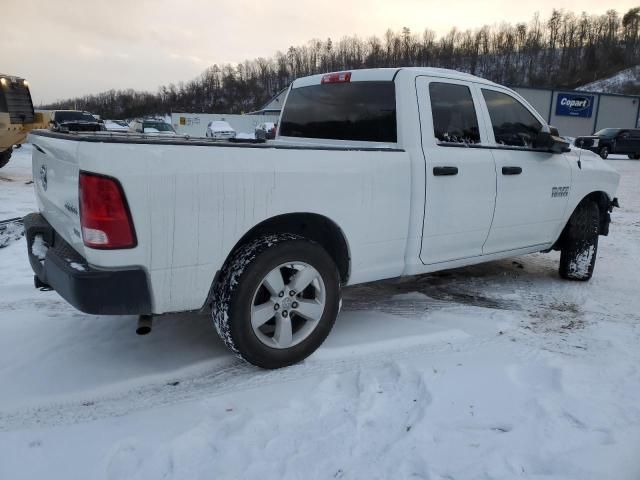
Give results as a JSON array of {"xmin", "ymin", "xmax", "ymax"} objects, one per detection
[
  {"xmin": 212, "ymin": 233, "xmax": 341, "ymax": 369},
  {"xmin": 0, "ymin": 148, "xmax": 12, "ymax": 169},
  {"xmin": 598, "ymin": 147, "xmax": 609, "ymax": 159},
  {"xmin": 559, "ymin": 201, "xmax": 600, "ymax": 281},
  {"xmin": 628, "ymin": 153, "xmax": 640, "ymax": 160}
]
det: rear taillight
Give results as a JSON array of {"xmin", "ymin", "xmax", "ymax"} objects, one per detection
[
  {"xmin": 321, "ymin": 71, "xmax": 351, "ymax": 84},
  {"xmin": 79, "ymin": 172, "xmax": 137, "ymax": 249}
]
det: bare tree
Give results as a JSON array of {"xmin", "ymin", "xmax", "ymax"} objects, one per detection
[{"xmin": 43, "ymin": 7, "xmax": 640, "ymax": 117}]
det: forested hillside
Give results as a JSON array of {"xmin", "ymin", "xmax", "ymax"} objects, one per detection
[{"xmin": 43, "ymin": 7, "xmax": 640, "ymax": 118}]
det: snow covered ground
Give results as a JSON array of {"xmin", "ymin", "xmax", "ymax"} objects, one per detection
[{"xmin": 1, "ymin": 146, "xmax": 640, "ymax": 479}]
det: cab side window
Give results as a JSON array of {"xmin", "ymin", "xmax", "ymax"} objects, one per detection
[
  {"xmin": 482, "ymin": 89, "xmax": 542, "ymax": 148},
  {"xmin": 429, "ymin": 83, "xmax": 480, "ymax": 145}
]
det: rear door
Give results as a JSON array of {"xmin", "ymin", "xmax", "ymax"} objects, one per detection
[
  {"xmin": 416, "ymin": 77, "xmax": 496, "ymax": 264},
  {"xmin": 478, "ymin": 87, "xmax": 572, "ymax": 254},
  {"xmin": 629, "ymin": 130, "xmax": 640, "ymax": 155},
  {"xmin": 614, "ymin": 130, "xmax": 633, "ymax": 154}
]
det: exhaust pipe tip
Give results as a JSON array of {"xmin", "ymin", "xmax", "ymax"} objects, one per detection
[
  {"xmin": 136, "ymin": 325, "xmax": 152, "ymax": 335},
  {"xmin": 136, "ymin": 315, "xmax": 153, "ymax": 335}
]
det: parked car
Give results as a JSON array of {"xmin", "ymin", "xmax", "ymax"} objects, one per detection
[
  {"xmin": 26, "ymin": 67, "xmax": 619, "ymax": 369},
  {"xmin": 575, "ymin": 128, "xmax": 640, "ymax": 159},
  {"xmin": 48, "ymin": 110, "xmax": 104, "ymax": 133},
  {"xmin": 129, "ymin": 118, "xmax": 176, "ymax": 135},
  {"xmin": 206, "ymin": 121, "xmax": 236, "ymax": 139},
  {"xmin": 255, "ymin": 122, "xmax": 277, "ymax": 140},
  {"xmin": 104, "ymin": 119, "xmax": 130, "ymax": 132}
]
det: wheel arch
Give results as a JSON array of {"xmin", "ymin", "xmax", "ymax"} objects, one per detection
[
  {"xmin": 204, "ymin": 212, "xmax": 351, "ymax": 305},
  {"xmin": 553, "ymin": 191, "xmax": 613, "ymax": 250}
]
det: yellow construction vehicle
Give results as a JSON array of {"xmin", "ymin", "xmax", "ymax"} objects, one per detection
[{"xmin": 0, "ymin": 73, "xmax": 47, "ymax": 169}]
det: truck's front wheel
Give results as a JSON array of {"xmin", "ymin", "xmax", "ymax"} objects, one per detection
[
  {"xmin": 213, "ymin": 234, "xmax": 340, "ymax": 369},
  {"xmin": 598, "ymin": 147, "xmax": 609, "ymax": 159},
  {"xmin": 559, "ymin": 201, "xmax": 600, "ymax": 281},
  {"xmin": 0, "ymin": 148, "xmax": 12, "ymax": 169}
]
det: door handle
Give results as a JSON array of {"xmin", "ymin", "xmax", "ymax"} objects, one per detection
[
  {"xmin": 502, "ymin": 166, "xmax": 522, "ymax": 175},
  {"xmin": 433, "ymin": 166, "xmax": 458, "ymax": 176}
]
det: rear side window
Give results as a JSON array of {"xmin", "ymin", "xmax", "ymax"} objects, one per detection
[
  {"xmin": 279, "ymin": 82, "xmax": 397, "ymax": 142},
  {"xmin": 429, "ymin": 83, "xmax": 480, "ymax": 144},
  {"xmin": 482, "ymin": 89, "xmax": 542, "ymax": 147}
]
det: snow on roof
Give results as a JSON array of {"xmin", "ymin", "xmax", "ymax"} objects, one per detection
[{"xmin": 576, "ymin": 66, "xmax": 640, "ymax": 95}]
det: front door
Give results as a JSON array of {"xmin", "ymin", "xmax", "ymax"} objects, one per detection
[
  {"xmin": 417, "ymin": 78, "xmax": 497, "ymax": 265},
  {"xmin": 478, "ymin": 87, "xmax": 572, "ymax": 254}
]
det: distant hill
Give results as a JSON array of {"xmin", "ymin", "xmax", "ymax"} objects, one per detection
[
  {"xmin": 577, "ymin": 66, "xmax": 640, "ymax": 95},
  {"xmin": 42, "ymin": 7, "xmax": 640, "ymax": 118}
]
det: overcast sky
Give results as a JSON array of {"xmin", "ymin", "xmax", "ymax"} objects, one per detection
[{"xmin": 4, "ymin": 0, "xmax": 637, "ymax": 104}]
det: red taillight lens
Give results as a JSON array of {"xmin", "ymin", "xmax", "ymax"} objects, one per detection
[
  {"xmin": 79, "ymin": 172, "xmax": 136, "ymax": 249},
  {"xmin": 321, "ymin": 71, "xmax": 351, "ymax": 84}
]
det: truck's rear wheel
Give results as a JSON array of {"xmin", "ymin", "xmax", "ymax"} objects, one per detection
[
  {"xmin": 213, "ymin": 234, "xmax": 340, "ymax": 369},
  {"xmin": 0, "ymin": 148, "xmax": 12, "ymax": 169},
  {"xmin": 628, "ymin": 153, "xmax": 640, "ymax": 160},
  {"xmin": 559, "ymin": 201, "xmax": 600, "ymax": 281}
]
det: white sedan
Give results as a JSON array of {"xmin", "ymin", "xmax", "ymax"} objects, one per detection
[
  {"xmin": 103, "ymin": 120, "xmax": 130, "ymax": 132},
  {"xmin": 205, "ymin": 121, "xmax": 236, "ymax": 140}
]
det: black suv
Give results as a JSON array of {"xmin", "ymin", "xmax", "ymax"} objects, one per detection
[
  {"xmin": 49, "ymin": 110, "xmax": 104, "ymax": 133},
  {"xmin": 576, "ymin": 128, "xmax": 640, "ymax": 159}
]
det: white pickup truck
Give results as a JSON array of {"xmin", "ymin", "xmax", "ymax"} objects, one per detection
[{"xmin": 25, "ymin": 68, "xmax": 620, "ymax": 368}]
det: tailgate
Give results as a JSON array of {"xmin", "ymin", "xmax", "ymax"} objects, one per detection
[{"xmin": 28, "ymin": 133, "xmax": 85, "ymax": 256}]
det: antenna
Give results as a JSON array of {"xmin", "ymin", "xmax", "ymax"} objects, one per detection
[{"xmin": 576, "ymin": 138, "xmax": 583, "ymax": 169}]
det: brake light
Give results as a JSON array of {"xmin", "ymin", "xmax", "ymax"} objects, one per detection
[
  {"xmin": 79, "ymin": 172, "xmax": 137, "ymax": 249},
  {"xmin": 321, "ymin": 71, "xmax": 351, "ymax": 84}
]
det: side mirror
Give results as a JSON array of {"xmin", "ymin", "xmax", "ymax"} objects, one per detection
[
  {"xmin": 549, "ymin": 126, "xmax": 560, "ymax": 137},
  {"xmin": 535, "ymin": 128, "xmax": 571, "ymax": 153}
]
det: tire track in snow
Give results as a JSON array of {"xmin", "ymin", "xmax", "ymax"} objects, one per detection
[{"xmin": 0, "ymin": 325, "xmax": 513, "ymax": 431}]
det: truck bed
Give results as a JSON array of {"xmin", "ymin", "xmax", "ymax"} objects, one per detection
[{"xmin": 28, "ymin": 129, "xmax": 411, "ymax": 314}]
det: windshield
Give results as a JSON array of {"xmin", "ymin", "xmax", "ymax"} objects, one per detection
[
  {"xmin": 143, "ymin": 122, "xmax": 174, "ymax": 132},
  {"xmin": 55, "ymin": 111, "xmax": 97, "ymax": 122},
  {"xmin": 593, "ymin": 128, "xmax": 620, "ymax": 137}
]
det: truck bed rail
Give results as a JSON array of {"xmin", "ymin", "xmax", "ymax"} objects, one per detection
[{"xmin": 29, "ymin": 130, "xmax": 404, "ymax": 152}]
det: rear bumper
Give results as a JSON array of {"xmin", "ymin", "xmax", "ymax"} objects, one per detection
[{"xmin": 23, "ymin": 213, "xmax": 152, "ymax": 315}]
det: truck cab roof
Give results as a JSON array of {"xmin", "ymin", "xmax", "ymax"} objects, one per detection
[{"xmin": 291, "ymin": 67, "xmax": 501, "ymax": 88}]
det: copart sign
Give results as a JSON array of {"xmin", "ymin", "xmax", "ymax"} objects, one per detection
[{"xmin": 555, "ymin": 93, "xmax": 594, "ymax": 118}]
